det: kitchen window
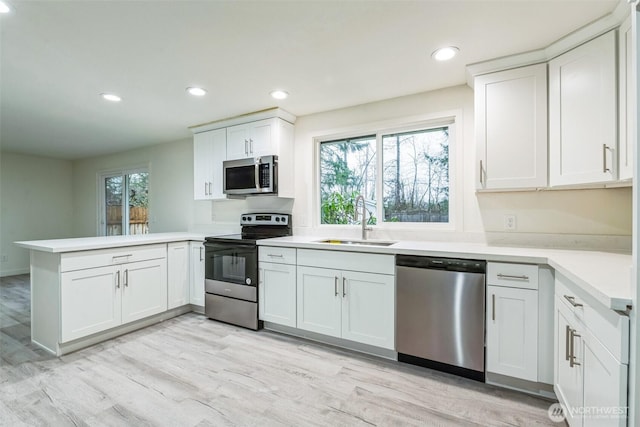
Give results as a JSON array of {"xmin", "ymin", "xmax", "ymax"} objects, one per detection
[
  {"xmin": 318, "ymin": 120, "xmax": 454, "ymax": 226},
  {"xmin": 99, "ymin": 168, "xmax": 149, "ymax": 236}
]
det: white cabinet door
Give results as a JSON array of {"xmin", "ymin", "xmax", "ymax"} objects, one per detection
[
  {"xmin": 193, "ymin": 131, "xmax": 213, "ymax": 200},
  {"xmin": 121, "ymin": 258, "xmax": 168, "ymax": 324},
  {"xmin": 259, "ymin": 261, "xmax": 296, "ymax": 327},
  {"xmin": 583, "ymin": 335, "xmax": 628, "ymax": 427},
  {"xmin": 486, "ymin": 285, "xmax": 538, "ymax": 381},
  {"xmin": 549, "ymin": 30, "xmax": 617, "ymax": 186},
  {"xmin": 341, "ymin": 271, "xmax": 394, "ymax": 349},
  {"xmin": 193, "ymin": 129, "xmax": 226, "ymax": 199},
  {"xmin": 556, "ymin": 301, "xmax": 584, "ymax": 427},
  {"xmin": 167, "ymin": 242, "xmax": 189, "ymax": 309},
  {"xmin": 296, "ymin": 266, "xmax": 341, "ymax": 337},
  {"xmin": 61, "ymin": 266, "xmax": 121, "ymax": 342},
  {"xmin": 248, "ymin": 119, "xmax": 274, "ymax": 157},
  {"xmin": 618, "ymin": 17, "xmax": 633, "ymax": 181},
  {"xmin": 189, "ymin": 242, "xmax": 205, "ymax": 307},
  {"xmin": 475, "ymin": 63, "xmax": 547, "ymax": 190},
  {"xmin": 226, "ymin": 123, "xmax": 251, "ymax": 160}
]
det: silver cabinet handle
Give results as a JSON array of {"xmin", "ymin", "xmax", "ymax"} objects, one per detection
[
  {"xmin": 565, "ymin": 325, "xmax": 571, "ymax": 361},
  {"xmin": 492, "ymin": 294, "xmax": 496, "ymax": 321},
  {"xmin": 267, "ymin": 254, "xmax": 284, "ymax": 258},
  {"xmin": 497, "ymin": 273, "xmax": 529, "ymax": 281},
  {"xmin": 479, "ymin": 160, "xmax": 483, "ymax": 186},
  {"xmin": 208, "ymin": 182, "xmax": 212, "ymax": 195},
  {"xmin": 564, "ymin": 295, "xmax": 583, "ymax": 308},
  {"xmin": 244, "ymin": 139, "xmax": 249, "ymax": 156},
  {"xmin": 334, "ymin": 276, "xmax": 338, "ymax": 296},
  {"xmin": 569, "ymin": 329, "xmax": 581, "ymax": 367},
  {"xmin": 199, "ymin": 246, "xmax": 203, "ymax": 262},
  {"xmin": 116, "ymin": 270, "xmax": 120, "ymax": 289},
  {"xmin": 603, "ymin": 144, "xmax": 611, "ymax": 173},
  {"xmin": 204, "ymin": 182, "xmax": 208, "ymax": 196},
  {"xmin": 250, "ymin": 139, "xmax": 254, "ymax": 154},
  {"xmin": 342, "ymin": 277, "xmax": 346, "ymax": 297},
  {"xmin": 124, "ymin": 269, "xmax": 129, "ymax": 287},
  {"xmin": 112, "ymin": 254, "xmax": 132, "ymax": 260}
]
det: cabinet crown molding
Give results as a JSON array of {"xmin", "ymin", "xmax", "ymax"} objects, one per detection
[
  {"xmin": 466, "ymin": 0, "xmax": 631, "ymax": 87},
  {"xmin": 189, "ymin": 107, "xmax": 297, "ymax": 134}
]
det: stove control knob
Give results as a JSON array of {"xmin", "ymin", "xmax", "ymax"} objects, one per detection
[
  {"xmin": 241, "ymin": 216, "xmax": 247, "ymax": 221},
  {"xmin": 281, "ymin": 216, "xmax": 286, "ymax": 223},
  {"xmin": 275, "ymin": 217, "xmax": 280, "ymax": 222}
]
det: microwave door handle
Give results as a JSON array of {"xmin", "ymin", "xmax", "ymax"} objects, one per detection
[{"xmin": 255, "ymin": 159, "xmax": 261, "ymax": 189}]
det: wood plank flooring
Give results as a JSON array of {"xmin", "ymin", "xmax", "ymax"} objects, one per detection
[{"xmin": 1, "ymin": 274, "xmax": 558, "ymax": 426}]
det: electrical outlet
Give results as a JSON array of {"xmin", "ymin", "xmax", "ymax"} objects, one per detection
[
  {"xmin": 1, "ymin": 255, "xmax": 8, "ymax": 263},
  {"xmin": 504, "ymin": 214, "xmax": 517, "ymax": 231}
]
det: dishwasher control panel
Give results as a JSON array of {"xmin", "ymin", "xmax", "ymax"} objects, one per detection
[{"xmin": 396, "ymin": 255, "xmax": 485, "ymax": 273}]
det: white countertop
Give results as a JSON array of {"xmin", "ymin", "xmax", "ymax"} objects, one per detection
[
  {"xmin": 15, "ymin": 232, "xmax": 207, "ymax": 253},
  {"xmin": 257, "ymin": 236, "xmax": 633, "ymax": 311},
  {"xmin": 16, "ymin": 232, "xmax": 633, "ymax": 311}
]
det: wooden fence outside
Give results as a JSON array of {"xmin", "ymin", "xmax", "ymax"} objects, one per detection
[{"xmin": 107, "ymin": 206, "xmax": 149, "ymax": 235}]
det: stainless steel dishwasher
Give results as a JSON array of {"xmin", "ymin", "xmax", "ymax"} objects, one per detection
[{"xmin": 396, "ymin": 255, "xmax": 486, "ymax": 382}]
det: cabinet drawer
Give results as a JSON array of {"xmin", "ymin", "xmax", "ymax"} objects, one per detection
[
  {"xmin": 297, "ymin": 249, "xmax": 394, "ymax": 275},
  {"xmin": 61, "ymin": 244, "xmax": 167, "ymax": 272},
  {"xmin": 556, "ymin": 273, "xmax": 629, "ymax": 364},
  {"xmin": 259, "ymin": 246, "xmax": 296, "ymax": 264},
  {"xmin": 487, "ymin": 262, "xmax": 538, "ymax": 290}
]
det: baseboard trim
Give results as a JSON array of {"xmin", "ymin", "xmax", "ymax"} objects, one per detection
[{"xmin": 0, "ymin": 268, "xmax": 30, "ymax": 277}]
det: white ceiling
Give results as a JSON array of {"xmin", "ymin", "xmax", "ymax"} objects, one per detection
[{"xmin": 0, "ymin": 0, "xmax": 619, "ymax": 160}]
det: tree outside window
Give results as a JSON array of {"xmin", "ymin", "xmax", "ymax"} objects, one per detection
[
  {"xmin": 319, "ymin": 125, "xmax": 450, "ymax": 225},
  {"xmin": 320, "ymin": 136, "xmax": 376, "ymax": 225}
]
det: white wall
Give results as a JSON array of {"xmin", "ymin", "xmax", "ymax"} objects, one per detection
[
  {"xmin": 292, "ymin": 84, "xmax": 632, "ymax": 250},
  {"xmin": 72, "ymin": 138, "xmax": 194, "ymax": 237},
  {"xmin": 0, "ymin": 152, "xmax": 74, "ymax": 276}
]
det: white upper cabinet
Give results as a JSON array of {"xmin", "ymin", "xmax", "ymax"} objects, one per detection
[
  {"xmin": 226, "ymin": 119, "xmax": 277, "ymax": 160},
  {"xmin": 475, "ymin": 63, "xmax": 548, "ymax": 190},
  {"xmin": 193, "ymin": 128, "xmax": 226, "ymax": 200},
  {"xmin": 549, "ymin": 30, "xmax": 617, "ymax": 186},
  {"xmin": 618, "ymin": 17, "xmax": 633, "ymax": 181},
  {"xmin": 191, "ymin": 109, "xmax": 296, "ymax": 199}
]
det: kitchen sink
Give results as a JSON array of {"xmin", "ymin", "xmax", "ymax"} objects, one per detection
[{"xmin": 315, "ymin": 239, "xmax": 397, "ymax": 247}]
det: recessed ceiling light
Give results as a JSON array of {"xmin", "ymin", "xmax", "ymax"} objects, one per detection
[
  {"xmin": 101, "ymin": 93, "xmax": 122, "ymax": 102},
  {"xmin": 432, "ymin": 46, "xmax": 459, "ymax": 61},
  {"xmin": 186, "ymin": 87, "xmax": 207, "ymax": 96},
  {"xmin": 270, "ymin": 90, "xmax": 288, "ymax": 100},
  {"xmin": 0, "ymin": 1, "xmax": 11, "ymax": 13}
]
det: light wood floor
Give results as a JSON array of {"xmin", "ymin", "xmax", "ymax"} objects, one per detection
[{"xmin": 1, "ymin": 274, "xmax": 558, "ymax": 426}]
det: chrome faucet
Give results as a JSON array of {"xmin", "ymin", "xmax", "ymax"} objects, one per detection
[{"xmin": 355, "ymin": 195, "xmax": 372, "ymax": 240}]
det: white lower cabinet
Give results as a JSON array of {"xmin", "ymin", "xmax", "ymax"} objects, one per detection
[
  {"xmin": 167, "ymin": 241, "xmax": 190, "ymax": 309},
  {"xmin": 296, "ymin": 259, "xmax": 395, "ymax": 350},
  {"xmin": 61, "ymin": 265, "xmax": 121, "ymax": 342},
  {"xmin": 259, "ymin": 262, "xmax": 297, "ymax": 327},
  {"xmin": 486, "ymin": 262, "xmax": 540, "ymax": 382},
  {"xmin": 189, "ymin": 241, "xmax": 205, "ymax": 307},
  {"xmin": 61, "ymin": 257, "xmax": 167, "ymax": 342},
  {"xmin": 486, "ymin": 285, "xmax": 538, "ymax": 381},
  {"xmin": 554, "ymin": 274, "xmax": 629, "ymax": 427}
]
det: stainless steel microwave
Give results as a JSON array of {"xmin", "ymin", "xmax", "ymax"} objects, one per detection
[{"xmin": 223, "ymin": 155, "xmax": 278, "ymax": 196}]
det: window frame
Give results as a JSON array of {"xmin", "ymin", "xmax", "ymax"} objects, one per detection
[
  {"xmin": 313, "ymin": 111, "xmax": 461, "ymax": 232},
  {"xmin": 97, "ymin": 165, "xmax": 150, "ymax": 236}
]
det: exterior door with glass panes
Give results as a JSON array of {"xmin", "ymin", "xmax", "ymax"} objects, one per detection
[{"xmin": 102, "ymin": 170, "xmax": 149, "ymax": 236}]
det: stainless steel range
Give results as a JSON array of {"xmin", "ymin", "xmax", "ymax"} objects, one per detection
[{"xmin": 204, "ymin": 213, "xmax": 292, "ymax": 330}]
